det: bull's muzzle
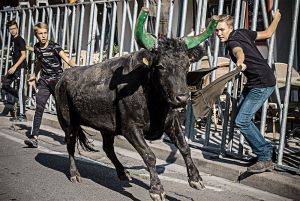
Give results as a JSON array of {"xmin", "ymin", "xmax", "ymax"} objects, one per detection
[{"xmin": 175, "ymin": 93, "xmax": 190, "ymax": 105}]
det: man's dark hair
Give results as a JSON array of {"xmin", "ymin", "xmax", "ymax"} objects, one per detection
[{"xmin": 6, "ymin": 20, "xmax": 18, "ymax": 29}]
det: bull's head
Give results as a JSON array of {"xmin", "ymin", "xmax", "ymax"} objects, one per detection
[{"xmin": 135, "ymin": 7, "xmax": 218, "ymax": 107}]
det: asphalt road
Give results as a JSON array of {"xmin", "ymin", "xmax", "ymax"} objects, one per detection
[{"xmin": 0, "ymin": 117, "xmax": 291, "ymax": 201}]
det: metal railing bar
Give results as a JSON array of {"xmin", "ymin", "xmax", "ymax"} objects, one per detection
[
  {"xmin": 99, "ymin": 3, "xmax": 107, "ymax": 62},
  {"xmin": 278, "ymin": 0, "xmax": 299, "ymax": 166}
]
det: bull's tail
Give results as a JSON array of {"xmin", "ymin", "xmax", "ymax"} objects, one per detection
[{"xmin": 77, "ymin": 127, "xmax": 99, "ymax": 152}]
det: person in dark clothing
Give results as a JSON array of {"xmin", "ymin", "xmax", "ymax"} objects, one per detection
[
  {"xmin": 215, "ymin": 10, "xmax": 281, "ymax": 173},
  {"xmin": 1, "ymin": 20, "xmax": 27, "ymax": 121},
  {"xmin": 24, "ymin": 22, "xmax": 76, "ymax": 148}
]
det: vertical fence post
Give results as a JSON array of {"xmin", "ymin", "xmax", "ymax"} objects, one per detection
[
  {"xmin": 89, "ymin": 4, "xmax": 97, "ymax": 64},
  {"xmin": 204, "ymin": 0, "xmax": 224, "ymax": 147},
  {"xmin": 26, "ymin": 8, "xmax": 34, "ymax": 108},
  {"xmin": 86, "ymin": 2, "xmax": 95, "ymax": 64},
  {"xmin": 195, "ymin": 0, "xmax": 203, "ymax": 35},
  {"xmin": 42, "ymin": 7, "xmax": 46, "ymax": 22},
  {"xmin": 54, "ymin": 7, "xmax": 60, "ymax": 42},
  {"xmin": 260, "ymin": 0, "xmax": 282, "ymax": 135},
  {"xmin": 192, "ymin": 0, "xmax": 204, "ymax": 70},
  {"xmin": 166, "ymin": 0, "xmax": 174, "ymax": 38},
  {"xmin": 4, "ymin": 11, "xmax": 14, "ymax": 75},
  {"xmin": 0, "ymin": 12, "xmax": 2, "ymax": 41},
  {"xmin": 108, "ymin": 2, "xmax": 117, "ymax": 59},
  {"xmin": 76, "ymin": 4, "xmax": 85, "ymax": 65},
  {"xmin": 277, "ymin": 0, "xmax": 299, "ymax": 166},
  {"xmin": 27, "ymin": 7, "xmax": 39, "ymax": 108},
  {"xmin": 154, "ymin": 0, "xmax": 162, "ymax": 37},
  {"xmin": 20, "ymin": 10, "xmax": 26, "ymax": 39},
  {"xmin": 48, "ymin": 7, "xmax": 53, "ymax": 40},
  {"xmin": 61, "ymin": 6, "xmax": 68, "ymax": 51},
  {"xmin": 0, "ymin": 11, "xmax": 8, "ymax": 83},
  {"xmin": 119, "ymin": 0, "xmax": 127, "ymax": 56},
  {"xmin": 69, "ymin": 5, "xmax": 76, "ymax": 61},
  {"xmin": 129, "ymin": 0, "xmax": 138, "ymax": 52},
  {"xmin": 179, "ymin": 0, "xmax": 188, "ymax": 37},
  {"xmin": 99, "ymin": 3, "xmax": 107, "ymax": 62}
]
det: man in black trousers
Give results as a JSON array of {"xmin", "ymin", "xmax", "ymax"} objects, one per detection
[
  {"xmin": 1, "ymin": 20, "xmax": 28, "ymax": 121},
  {"xmin": 24, "ymin": 22, "xmax": 76, "ymax": 148}
]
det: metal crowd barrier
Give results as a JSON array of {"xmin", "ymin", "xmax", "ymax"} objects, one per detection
[{"xmin": 0, "ymin": 0, "xmax": 299, "ymax": 174}]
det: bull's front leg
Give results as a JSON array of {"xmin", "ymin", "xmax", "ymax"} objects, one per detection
[
  {"xmin": 124, "ymin": 127, "xmax": 165, "ymax": 201},
  {"xmin": 165, "ymin": 109, "xmax": 205, "ymax": 190}
]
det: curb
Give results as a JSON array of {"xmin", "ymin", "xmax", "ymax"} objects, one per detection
[{"xmin": 1, "ymin": 103, "xmax": 299, "ymax": 200}]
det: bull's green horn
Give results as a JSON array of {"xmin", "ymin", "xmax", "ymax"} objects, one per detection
[
  {"xmin": 182, "ymin": 18, "xmax": 218, "ymax": 49},
  {"xmin": 135, "ymin": 7, "xmax": 156, "ymax": 49}
]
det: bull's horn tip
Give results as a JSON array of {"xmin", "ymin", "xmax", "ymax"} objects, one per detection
[{"xmin": 142, "ymin": 7, "xmax": 149, "ymax": 12}]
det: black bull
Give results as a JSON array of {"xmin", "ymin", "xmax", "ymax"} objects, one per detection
[{"xmin": 55, "ymin": 37, "xmax": 209, "ymax": 200}]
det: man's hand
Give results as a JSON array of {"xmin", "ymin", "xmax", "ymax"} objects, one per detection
[
  {"xmin": 27, "ymin": 75, "xmax": 36, "ymax": 86},
  {"xmin": 272, "ymin": 9, "xmax": 281, "ymax": 21},
  {"xmin": 26, "ymin": 45, "xmax": 34, "ymax": 52},
  {"xmin": 8, "ymin": 66, "xmax": 17, "ymax": 74},
  {"xmin": 237, "ymin": 63, "xmax": 247, "ymax": 71}
]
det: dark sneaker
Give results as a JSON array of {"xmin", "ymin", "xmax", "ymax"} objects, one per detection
[
  {"xmin": 247, "ymin": 156, "xmax": 258, "ymax": 166},
  {"xmin": 247, "ymin": 160, "xmax": 273, "ymax": 173},
  {"xmin": 18, "ymin": 115, "xmax": 27, "ymax": 122},
  {"xmin": 24, "ymin": 138, "xmax": 38, "ymax": 148},
  {"xmin": 0, "ymin": 107, "xmax": 11, "ymax": 116}
]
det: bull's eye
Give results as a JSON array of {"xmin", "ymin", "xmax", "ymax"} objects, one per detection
[{"xmin": 157, "ymin": 65, "xmax": 167, "ymax": 72}]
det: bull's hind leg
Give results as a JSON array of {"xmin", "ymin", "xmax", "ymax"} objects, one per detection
[
  {"xmin": 102, "ymin": 134, "xmax": 131, "ymax": 181},
  {"xmin": 124, "ymin": 129, "xmax": 165, "ymax": 201},
  {"xmin": 58, "ymin": 122, "xmax": 82, "ymax": 182},
  {"xmin": 56, "ymin": 98, "xmax": 81, "ymax": 182},
  {"xmin": 67, "ymin": 128, "xmax": 82, "ymax": 183},
  {"xmin": 165, "ymin": 110, "xmax": 204, "ymax": 189}
]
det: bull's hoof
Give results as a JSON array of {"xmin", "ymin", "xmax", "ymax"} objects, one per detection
[
  {"xmin": 149, "ymin": 192, "xmax": 166, "ymax": 201},
  {"xmin": 118, "ymin": 170, "xmax": 132, "ymax": 181},
  {"xmin": 189, "ymin": 179, "xmax": 205, "ymax": 190},
  {"xmin": 70, "ymin": 175, "xmax": 82, "ymax": 183}
]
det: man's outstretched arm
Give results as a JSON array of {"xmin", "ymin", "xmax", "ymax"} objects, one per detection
[{"xmin": 256, "ymin": 10, "xmax": 281, "ymax": 40}]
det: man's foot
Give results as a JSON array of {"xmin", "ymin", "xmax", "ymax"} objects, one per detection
[
  {"xmin": 24, "ymin": 138, "xmax": 38, "ymax": 148},
  {"xmin": 247, "ymin": 160, "xmax": 273, "ymax": 173},
  {"xmin": 17, "ymin": 114, "xmax": 27, "ymax": 122}
]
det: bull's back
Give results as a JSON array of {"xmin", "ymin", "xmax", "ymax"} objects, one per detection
[
  {"xmin": 57, "ymin": 63, "xmax": 119, "ymax": 131},
  {"xmin": 56, "ymin": 57, "xmax": 149, "ymax": 133}
]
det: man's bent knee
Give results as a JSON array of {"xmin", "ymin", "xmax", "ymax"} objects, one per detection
[{"xmin": 235, "ymin": 117, "xmax": 251, "ymax": 128}]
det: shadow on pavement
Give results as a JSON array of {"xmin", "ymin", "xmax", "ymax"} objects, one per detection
[{"xmin": 35, "ymin": 153, "xmax": 180, "ymax": 201}]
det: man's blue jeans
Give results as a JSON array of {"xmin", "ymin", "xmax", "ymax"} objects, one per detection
[{"xmin": 235, "ymin": 86, "xmax": 275, "ymax": 161}]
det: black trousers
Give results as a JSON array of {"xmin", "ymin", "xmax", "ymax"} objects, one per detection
[
  {"xmin": 2, "ymin": 68, "xmax": 26, "ymax": 115},
  {"xmin": 31, "ymin": 76, "xmax": 59, "ymax": 136}
]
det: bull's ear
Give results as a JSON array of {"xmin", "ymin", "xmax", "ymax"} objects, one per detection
[
  {"xmin": 131, "ymin": 49, "xmax": 154, "ymax": 70},
  {"xmin": 187, "ymin": 44, "xmax": 206, "ymax": 63},
  {"xmin": 182, "ymin": 18, "xmax": 218, "ymax": 49},
  {"xmin": 142, "ymin": 57, "xmax": 150, "ymax": 66}
]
